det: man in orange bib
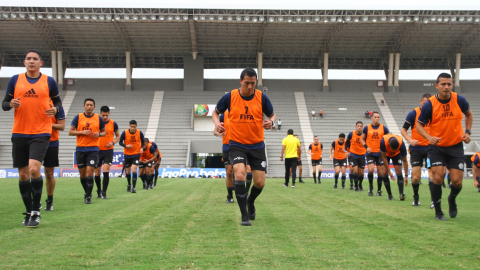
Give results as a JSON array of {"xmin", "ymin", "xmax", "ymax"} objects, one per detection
[
  {"xmin": 2, "ymin": 49, "xmax": 62, "ymax": 227},
  {"xmin": 361, "ymin": 112, "xmax": 390, "ymax": 197},
  {"xmin": 308, "ymin": 136, "xmax": 323, "ymax": 184},
  {"xmin": 153, "ymin": 147, "xmax": 161, "ymax": 186},
  {"xmin": 215, "ymin": 111, "xmax": 235, "ymax": 203},
  {"xmin": 346, "ymin": 121, "xmax": 366, "ymax": 192},
  {"xmin": 139, "ymin": 138, "xmax": 158, "ymax": 190},
  {"xmin": 470, "ymin": 152, "xmax": 480, "ymax": 192},
  {"xmin": 329, "ymin": 134, "xmax": 348, "ymax": 189},
  {"xmin": 213, "ymin": 68, "xmax": 275, "ymax": 226},
  {"xmin": 417, "ymin": 73, "xmax": 472, "ymax": 221},
  {"xmin": 69, "ymin": 98, "xmax": 106, "ymax": 204},
  {"xmin": 94, "ymin": 106, "xmax": 120, "ymax": 199},
  {"xmin": 380, "ymin": 134, "xmax": 408, "ymax": 201},
  {"xmin": 401, "ymin": 93, "xmax": 432, "ymax": 206},
  {"xmin": 119, "ymin": 120, "xmax": 145, "ymax": 193}
]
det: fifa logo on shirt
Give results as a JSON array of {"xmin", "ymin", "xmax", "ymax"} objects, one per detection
[
  {"xmin": 130, "ymin": 136, "xmax": 137, "ymax": 142},
  {"xmin": 239, "ymin": 106, "xmax": 254, "ymax": 120},
  {"xmin": 23, "ymin": 88, "xmax": 38, "ymax": 98},
  {"xmin": 82, "ymin": 122, "xmax": 92, "ymax": 131},
  {"xmin": 441, "ymin": 104, "xmax": 454, "ymax": 117},
  {"xmin": 371, "ymin": 132, "xmax": 379, "ymax": 140}
]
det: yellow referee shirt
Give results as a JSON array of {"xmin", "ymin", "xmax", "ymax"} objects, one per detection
[{"xmin": 282, "ymin": 135, "xmax": 301, "ymax": 158}]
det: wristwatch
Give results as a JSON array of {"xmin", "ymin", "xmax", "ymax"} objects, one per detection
[{"xmin": 465, "ymin": 130, "xmax": 472, "ymax": 135}]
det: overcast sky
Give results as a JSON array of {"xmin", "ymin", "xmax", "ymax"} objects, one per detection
[{"xmin": 2, "ymin": 0, "xmax": 480, "ymax": 80}]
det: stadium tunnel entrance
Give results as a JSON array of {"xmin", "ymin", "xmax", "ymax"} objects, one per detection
[{"xmin": 188, "ymin": 140, "xmax": 224, "ymax": 169}]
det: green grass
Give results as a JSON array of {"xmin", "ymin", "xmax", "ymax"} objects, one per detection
[{"xmin": 1, "ymin": 177, "xmax": 480, "ymax": 269}]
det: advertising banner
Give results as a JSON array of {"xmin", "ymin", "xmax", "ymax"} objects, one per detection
[
  {"xmin": 0, "ymin": 168, "xmax": 61, "ymax": 178},
  {"xmin": 61, "ymin": 167, "xmax": 226, "ymax": 178},
  {"xmin": 194, "ymin": 104, "xmax": 217, "ymax": 117}
]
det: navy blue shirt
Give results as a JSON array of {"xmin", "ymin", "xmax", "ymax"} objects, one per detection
[
  {"xmin": 404, "ymin": 109, "xmax": 428, "ymax": 151},
  {"xmin": 7, "ymin": 73, "xmax": 60, "ymax": 138},
  {"xmin": 219, "ymin": 113, "xmax": 229, "ymax": 151},
  {"xmin": 418, "ymin": 94, "xmax": 469, "ymax": 125},
  {"xmin": 119, "ymin": 130, "xmax": 145, "ymax": 158},
  {"xmin": 363, "ymin": 124, "xmax": 390, "ymax": 156},
  {"xmin": 474, "ymin": 155, "xmax": 479, "ymax": 166},
  {"xmin": 49, "ymin": 106, "xmax": 66, "ymax": 148},
  {"xmin": 380, "ymin": 137, "xmax": 407, "ymax": 157},
  {"xmin": 215, "ymin": 90, "xmax": 274, "ymax": 149},
  {"xmin": 71, "ymin": 113, "xmax": 106, "ymax": 152},
  {"xmin": 346, "ymin": 132, "xmax": 365, "ymax": 158}
]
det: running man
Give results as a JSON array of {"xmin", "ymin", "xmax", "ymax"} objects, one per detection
[
  {"xmin": 330, "ymin": 133, "xmax": 348, "ymax": 189},
  {"xmin": 2, "ymin": 49, "xmax": 62, "ymax": 227},
  {"xmin": 380, "ymin": 134, "xmax": 408, "ymax": 201},
  {"xmin": 153, "ymin": 148, "xmax": 161, "ymax": 186},
  {"xmin": 119, "ymin": 120, "xmax": 144, "ymax": 193},
  {"xmin": 69, "ymin": 98, "xmax": 106, "ymax": 204},
  {"xmin": 401, "ymin": 93, "xmax": 432, "ymax": 206},
  {"xmin": 43, "ymin": 101, "xmax": 65, "ymax": 211},
  {"xmin": 417, "ymin": 73, "xmax": 472, "ymax": 221},
  {"xmin": 94, "ymin": 106, "xmax": 120, "ymax": 199},
  {"xmin": 346, "ymin": 121, "xmax": 367, "ymax": 192},
  {"xmin": 307, "ymin": 136, "xmax": 323, "ymax": 184},
  {"xmin": 361, "ymin": 112, "xmax": 390, "ymax": 197},
  {"xmin": 213, "ymin": 67, "xmax": 275, "ymax": 226},
  {"xmin": 139, "ymin": 138, "xmax": 157, "ymax": 190},
  {"xmin": 471, "ymin": 152, "xmax": 480, "ymax": 192}
]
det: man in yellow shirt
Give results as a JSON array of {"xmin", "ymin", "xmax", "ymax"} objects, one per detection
[{"xmin": 281, "ymin": 129, "xmax": 302, "ymax": 188}]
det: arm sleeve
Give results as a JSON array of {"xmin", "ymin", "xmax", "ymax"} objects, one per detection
[
  {"xmin": 321, "ymin": 144, "xmax": 323, "ymax": 149},
  {"xmin": 51, "ymin": 95, "xmax": 62, "ymax": 109},
  {"xmin": 282, "ymin": 138, "xmax": 286, "ymax": 146},
  {"xmin": 418, "ymin": 100, "xmax": 433, "ymax": 124},
  {"xmin": 380, "ymin": 138, "xmax": 386, "ymax": 153},
  {"xmin": 362, "ymin": 126, "xmax": 368, "ymax": 134},
  {"xmin": 262, "ymin": 93, "xmax": 274, "ymax": 117},
  {"xmin": 331, "ymin": 141, "xmax": 335, "ymax": 149},
  {"xmin": 3, "ymin": 75, "xmax": 18, "ymax": 111},
  {"xmin": 119, "ymin": 131, "xmax": 126, "ymax": 147},
  {"xmin": 70, "ymin": 114, "xmax": 79, "ymax": 128},
  {"xmin": 114, "ymin": 121, "xmax": 119, "ymax": 132},
  {"xmin": 2, "ymin": 92, "xmax": 14, "ymax": 111},
  {"xmin": 384, "ymin": 126, "xmax": 390, "ymax": 134},
  {"xmin": 475, "ymin": 156, "xmax": 480, "ymax": 166},
  {"xmin": 215, "ymin": 93, "xmax": 231, "ymax": 114},
  {"xmin": 55, "ymin": 106, "xmax": 66, "ymax": 120},
  {"xmin": 219, "ymin": 114, "xmax": 224, "ymax": 123},
  {"xmin": 400, "ymin": 141, "xmax": 407, "ymax": 157},
  {"xmin": 457, "ymin": 95, "xmax": 470, "ymax": 113},
  {"xmin": 140, "ymin": 131, "xmax": 145, "ymax": 147},
  {"xmin": 346, "ymin": 132, "xmax": 352, "ymax": 149},
  {"xmin": 48, "ymin": 77, "xmax": 60, "ymax": 98},
  {"xmin": 404, "ymin": 110, "xmax": 417, "ymax": 130},
  {"xmin": 403, "ymin": 122, "xmax": 411, "ymax": 130},
  {"xmin": 308, "ymin": 144, "xmax": 312, "ymax": 150},
  {"xmin": 152, "ymin": 142, "xmax": 158, "ymax": 150},
  {"xmin": 98, "ymin": 115, "xmax": 105, "ymax": 130},
  {"xmin": 149, "ymin": 145, "xmax": 156, "ymax": 154}
]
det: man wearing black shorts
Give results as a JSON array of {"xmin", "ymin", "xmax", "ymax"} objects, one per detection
[
  {"xmin": 380, "ymin": 134, "xmax": 408, "ymax": 201},
  {"xmin": 294, "ymin": 134, "xmax": 305, "ymax": 183},
  {"xmin": 215, "ymin": 112, "xmax": 235, "ymax": 203},
  {"xmin": 43, "ymin": 102, "xmax": 65, "ymax": 211},
  {"xmin": 346, "ymin": 122, "xmax": 367, "ymax": 192},
  {"xmin": 139, "ymin": 138, "xmax": 157, "ymax": 190},
  {"xmin": 2, "ymin": 49, "xmax": 62, "ymax": 227},
  {"xmin": 69, "ymin": 98, "xmax": 106, "ymax": 204},
  {"xmin": 401, "ymin": 93, "xmax": 432, "ymax": 206},
  {"xmin": 308, "ymin": 136, "xmax": 323, "ymax": 184},
  {"xmin": 94, "ymin": 106, "xmax": 119, "ymax": 199},
  {"xmin": 119, "ymin": 120, "xmax": 144, "ymax": 193},
  {"xmin": 329, "ymin": 134, "xmax": 348, "ymax": 189},
  {"xmin": 153, "ymin": 148, "xmax": 161, "ymax": 186},
  {"xmin": 417, "ymin": 73, "xmax": 472, "ymax": 221}
]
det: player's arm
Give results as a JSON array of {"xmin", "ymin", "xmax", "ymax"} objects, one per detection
[
  {"xmin": 52, "ymin": 119, "xmax": 65, "ymax": 131},
  {"xmin": 280, "ymin": 143, "xmax": 285, "ymax": 161},
  {"xmin": 361, "ymin": 132, "xmax": 371, "ymax": 154},
  {"xmin": 463, "ymin": 109, "xmax": 473, "ymax": 144},
  {"xmin": 68, "ymin": 115, "xmax": 90, "ymax": 136},
  {"xmin": 473, "ymin": 165, "xmax": 480, "ymax": 188},
  {"xmin": 262, "ymin": 94, "xmax": 275, "ymax": 130},
  {"xmin": 345, "ymin": 133, "xmax": 352, "ymax": 157},
  {"xmin": 400, "ymin": 141, "xmax": 408, "ymax": 186},
  {"xmin": 3, "ymin": 76, "xmax": 19, "ymax": 111},
  {"xmin": 417, "ymin": 100, "xmax": 440, "ymax": 145},
  {"xmin": 96, "ymin": 116, "xmax": 106, "ymax": 137},
  {"xmin": 113, "ymin": 130, "xmax": 121, "ymax": 144},
  {"xmin": 118, "ymin": 131, "xmax": 127, "ymax": 147},
  {"xmin": 401, "ymin": 110, "xmax": 417, "ymax": 146},
  {"xmin": 297, "ymin": 141, "xmax": 302, "ymax": 160},
  {"xmin": 329, "ymin": 144, "xmax": 334, "ymax": 161}
]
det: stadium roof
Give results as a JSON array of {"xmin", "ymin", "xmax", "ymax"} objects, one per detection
[{"xmin": 1, "ymin": 7, "xmax": 480, "ymax": 70}]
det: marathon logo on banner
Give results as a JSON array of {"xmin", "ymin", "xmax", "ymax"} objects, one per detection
[
  {"xmin": 73, "ymin": 151, "xmax": 124, "ymax": 168},
  {"xmin": 320, "ymin": 169, "xmax": 430, "ymax": 179},
  {"xmin": 61, "ymin": 168, "xmax": 227, "ymax": 178},
  {"xmin": 0, "ymin": 169, "xmax": 61, "ymax": 178}
]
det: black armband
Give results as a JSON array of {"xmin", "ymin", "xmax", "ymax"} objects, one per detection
[
  {"xmin": 403, "ymin": 122, "xmax": 411, "ymax": 130},
  {"xmin": 2, "ymin": 92, "xmax": 13, "ymax": 111}
]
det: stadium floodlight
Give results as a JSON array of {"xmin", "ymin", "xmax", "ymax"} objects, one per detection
[
  {"xmin": 218, "ymin": 15, "xmax": 223, "ymax": 21},
  {"xmin": 65, "ymin": 14, "xmax": 71, "ymax": 19},
  {"xmin": 10, "ymin": 13, "xmax": 17, "ymax": 19},
  {"xmin": 323, "ymin": 17, "xmax": 328, "ymax": 23},
  {"xmin": 92, "ymin": 15, "xmax": 98, "ymax": 20},
  {"xmin": 106, "ymin": 14, "xmax": 112, "ymax": 20},
  {"xmin": 236, "ymin": 16, "xmax": 242, "ymax": 21},
  {"xmin": 381, "ymin": 16, "xmax": 387, "ymax": 22},
  {"xmin": 423, "ymin": 18, "xmax": 429, "ymax": 24},
  {"xmin": 124, "ymin": 15, "xmax": 129, "ymax": 20},
  {"xmin": 183, "ymin": 15, "xmax": 189, "ymax": 20},
  {"xmin": 244, "ymin": 16, "xmax": 250, "ymax": 21},
  {"xmin": 354, "ymin": 17, "xmax": 359, "ymax": 22},
  {"xmin": 209, "ymin": 15, "xmax": 215, "ymax": 21},
  {"xmin": 305, "ymin": 17, "xmax": 311, "ymax": 23},
  {"xmin": 337, "ymin": 17, "xmax": 343, "ymax": 22},
  {"xmin": 252, "ymin": 17, "xmax": 258, "ymax": 22},
  {"xmin": 390, "ymin": 16, "xmax": 395, "ymax": 22},
  {"xmin": 430, "ymin": 16, "xmax": 436, "ymax": 22},
  {"xmin": 57, "ymin": 14, "xmax": 62, "ymax": 20},
  {"xmin": 37, "ymin": 14, "xmax": 43, "ymax": 19},
  {"xmin": 362, "ymin": 16, "xmax": 368, "ymax": 22},
  {"xmin": 151, "ymin": 15, "xmax": 157, "ymax": 20},
  {"xmin": 200, "ymin": 15, "xmax": 205, "ymax": 21},
  {"xmin": 159, "ymin": 15, "xmax": 166, "ymax": 21},
  {"xmin": 29, "ymin": 14, "xmax": 36, "ymax": 20},
  {"xmin": 2, "ymin": 13, "xmax": 9, "ymax": 19},
  {"xmin": 259, "ymin": 16, "xmax": 264, "ymax": 22},
  {"xmin": 76, "ymin": 14, "xmax": 82, "ymax": 20},
  {"xmin": 84, "ymin": 15, "xmax": 89, "ymax": 20},
  {"xmin": 278, "ymin": 16, "xmax": 284, "ymax": 22},
  {"xmin": 450, "ymin": 16, "xmax": 457, "ymax": 22},
  {"xmin": 19, "ymin": 13, "xmax": 26, "ymax": 19},
  {"xmin": 398, "ymin": 16, "xmax": 404, "ymax": 22},
  {"xmin": 46, "ymin": 14, "xmax": 53, "ymax": 20},
  {"xmin": 467, "ymin": 17, "xmax": 473, "ymax": 22},
  {"xmin": 133, "ymin": 15, "xmax": 140, "ymax": 20},
  {"xmin": 345, "ymin": 16, "xmax": 351, "ymax": 22},
  {"xmin": 296, "ymin": 17, "xmax": 302, "ymax": 22},
  {"xmin": 475, "ymin": 17, "xmax": 480, "ymax": 23},
  {"xmin": 459, "ymin": 16, "xmax": 465, "ymax": 22},
  {"xmin": 371, "ymin": 17, "xmax": 377, "ymax": 22},
  {"xmin": 227, "ymin": 16, "xmax": 233, "ymax": 21},
  {"xmin": 287, "ymin": 17, "xmax": 292, "ymax": 23},
  {"xmin": 268, "ymin": 17, "xmax": 274, "ymax": 22},
  {"xmin": 192, "ymin": 15, "xmax": 198, "ymax": 20},
  {"xmin": 405, "ymin": 17, "xmax": 411, "ymax": 22},
  {"xmin": 437, "ymin": 17, "xmax": 442, "ymax": 22},
  {"xmin": 330, "ymin": 16, "xmax": 336, "ymax": 22},
  {"xmin": 443, "ymin": 17, "xmax": 449, "ymax": 22},
  {"xmin": 413, "ymin": 16, "xmax": 419, "ymax": 22},
  {"xmin": 168, "ymin": 15, "xmax": 173, "ymax": 21},
  {"xmin": 175, "ymin": 15, "xmax": 180, "ymax": 20},
  {"xmin": 114, "ymin": 15, "xmax": 120, "ymax": 21},
  {"xmin": 314, "ymin": 16, "xmax": 320, "ymax": 22}
]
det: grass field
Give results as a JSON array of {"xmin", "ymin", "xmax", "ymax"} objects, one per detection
[{"xmin": 1, "ymin": 177, "xmax": 480, "ymax": 269}]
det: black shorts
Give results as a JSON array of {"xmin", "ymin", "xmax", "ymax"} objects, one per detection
[
  {"xmin": 410, "ymin": 149, "xmax": 428, "ymax": 168},
  {"xmin": 229, "ymin": 145, "xmax": 266, "ymax": 172},
  {"xmin": 43, "ymin": 146, "xmax": 59, "ymax": 168},
  {"xmin": 76, "ymin": 151, "xmax": 99, "ymax": 169},
  {"xmin": 139, "ymin": 161, "xmax": 153, "ymax": 168},
  {"xmin": 349, "ymin": 156, "xmax": 365, "ymax": 169},
  {"xmin": 428, "ymin": 142, "xmax": 464, "ymax": 170},
  {"xmin": 124, "ymin": 157, "xmax": 140, "ymax": 168},
  {"xmin": 386, "ymin": 154, "xmax": 403, "ymax": 166},
  {"xmin": 297, "ymin": 158, "xmax": 302, "ymax": 166},
  {"xmin": 223, "ymin": 151, "xmax": 232, "ymax": 167},
  {"xmin": 311, "ymin": 159, "xmax": 322, "ymax": 166},
  {"xmin": 366, "ymin": 154, "xmax": 384, "ymax": 166},
  {"xmin": 98, "ymin": 151, "xmax": 113, "ymax": 167},
  {"xmin": 333, "ymin": 158, "xmax": 347, "ymax": 167},
  {"xmin": 12, "ymin": 136, "xmax": 50, "ymax": 168}
]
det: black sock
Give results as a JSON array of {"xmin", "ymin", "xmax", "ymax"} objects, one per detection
[
  {"xmin": 412, "ymin": 183, "xmax": 420, "ymax": 197},
  {"xmin": 31, "ymin": 176, "xmax": 43, "ymax": 211},
  {"xmin": 428, "ymin": 180, "xmax": 434, "ymax": 201},
  {"xmin": 313, "ymin": 173, "xmax": 316, "ymax": 182},
  {"xmin": 248, "ymin": 185, "xmax": 263, "ymax": 204},
  {"xmin": 359, "ymin": 175, "xmax": 364, "ymax": 188},
  {"xmin": 383, "ymin": 176, "xmax": 392, "ymax": 196},
  {"xmin": 47, "ymin": 195, "xmax": 53, "ymax": 202},
  {"xmin": 86, "ymin": 176, "xmax": 94, "ymax": 197},
  {"xmin": 450, "ymin": 184, "xmax": 462, "ymax": 199},
  {"xmin": 342, "ymin": 175, "xmax": 347, "ymax": 186},
  {"xmin": 352, "ymin": 174, "xmax": 358, "ymax": 188},
  {"xmin": 103, "ymin": 172, "xmax": 110, "ymax": 193},
  {"xmin": 431, "ymin": 183, "xmax": 443, "ymax": 215},
  {"xmin": 349, "ymin": 173, "xmax": 353, "ymax": 186},
  {"xmin": 447, "ymin": 174, "xmax": 451, "ymax": 185},
  {"xmin": 19, "ymin": 180, "xmax": 32, "ymax": 213},
  {"xmin": 234, "ymin": 180, "xmax": 248, "ymax": 216},
  {"xmin": 140, "ymin": 174, "xmax": 146, "ymax": 184},
  {"xmin": 377, "ymin": 176, "xmax": 383, "ymax": 191},
  {"xmin": 94, "ymin": 175, "xmax": 101, "ymax": 191},
  {"xmin": 246, "ymin": 173, "xmax": 253, "ymax": 192},
  {"xmin": 126, "ymin": 173, "xmax": 131, "ymax": 185},
  {"xmin": 397, "ymin": 175, "xmax": 404, "ymax": 195},
  {"xmin": 476, "ymin": 177, "xmax": 480, "ymax": 186},
  {"xmin": 150, "ymin": 174, "xmax": 154, "ymax": 185},
  {"xmin": 368, "ymin": 173, "xmax": 374, "ymax": 187},
  {"xmin": 334, "ymin": 174, "xmax": 339, "ymax": 184},
  {"xmin": 154, "ymin": 170, "xmax": 158, "ymax": 183},
  {"xmin": 80, "ymin": 178, "xmax": 88, "ymax": 193},
  {"xmin": 132, "ymin": 173, "xmax": 137, "ymax": 188},
  {"xmin": 318, "ymin": 171, "xmax": 322, "ymax": 181},
  {"xmin": 227, "ymin": 186, "xmax": 234, "ymax": 197}
]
